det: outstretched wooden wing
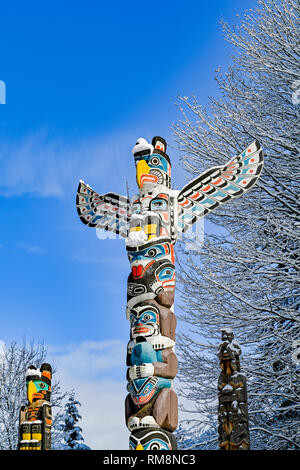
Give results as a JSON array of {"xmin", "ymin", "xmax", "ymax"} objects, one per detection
[
  {"xmin": 177, "ymin": 140, "xmax": 264, "ymax": 233},
  {"xmin": 76, "ymin": 180, "xmax": 131, "ymax": 238}
]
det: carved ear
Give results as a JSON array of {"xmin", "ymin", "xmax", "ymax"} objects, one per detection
[
  {"xmin": 152, "ymin": 136, "xmax": 167, "ymax": 153},
  {"xmin": 40, "ymin": 363, "xmax": 52, "ymax": 384}
]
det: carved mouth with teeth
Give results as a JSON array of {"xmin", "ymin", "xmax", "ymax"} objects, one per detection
[{"xmin": 149, "ymin": 169, "xmax": 164, "ymax": 184}]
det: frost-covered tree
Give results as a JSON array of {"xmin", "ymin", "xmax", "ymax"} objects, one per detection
[
  {"xmin": 56, "ymin": 390, "xmax": 90, "ymax": 450},
  {"xmin": 173, "ymin": 0, "xmax": 300, "ymax": 450},
  {"xmin": 0, "ymin": 341, "xmax": 69, "ymax": 450}
]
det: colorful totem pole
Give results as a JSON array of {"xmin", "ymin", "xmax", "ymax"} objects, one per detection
[
  {"xmin": 76, "ymin": 136, "xmax": 263, "ymax": 450},
  {"xmin": 18, "ymin": 363, "xmax": 52, "ymax": 450},
  {"xmin": 217, "ymin": 329, "xmax": 250, "ymax": 450}
]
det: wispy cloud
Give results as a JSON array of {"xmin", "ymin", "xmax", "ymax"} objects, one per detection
[
  {"xmin": 16, "ymin": 242, "xmax": 44, "ymax": 254},
  {"xmin": 48, "ymin": 339, "xmax": 128, "ymax": 450}
]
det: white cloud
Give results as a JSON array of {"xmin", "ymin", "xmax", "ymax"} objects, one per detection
[
  {"xmin": 0, "ymin": 130, "xmax": 136, "ymax": 199},
  {"xmin": 48, "ymin": 339, "xmax": 129, "ymax": 450}
]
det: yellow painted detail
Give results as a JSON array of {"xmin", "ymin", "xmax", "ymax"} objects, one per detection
[
  {"xmin": 32, "ymin": 433, "xmax": 42, "ymax": 441},
  {"xmin": 22, "ymin": 433, "xmax": 31, "ymax": 440},
  {"xmin": 130, "ymin": 226, "xmax": 141, "ymax": 232},
  {"xmin": 144, "ymin": 224, "xmax": 157, "ymax": 234},
  {"xmin": 27, "ymin": 381, "xmax": 37, "ymax": 404},
  {"xmin": 136, "ymin": 444, "xmax": 144, "ymax": 450},
  {"xmin": 136, "ymin": 160, "xmax": 150, "ymax": 188}
]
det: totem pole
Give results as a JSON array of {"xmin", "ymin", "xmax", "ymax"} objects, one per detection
[
  {"xmin": 76, "ymin": 136, "xmax": 263, "ymax": 450},
  {"xmin": 217, "ymin": 329, "xmax": 250, "ymax": 450},
  {"xmin": 18, "ymin": 363, "xmax": 52, "ymax": 450}
]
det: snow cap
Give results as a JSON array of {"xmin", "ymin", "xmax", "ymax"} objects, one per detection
[{"xmin": 132, "ymin": 138, "xmax": 154, "ymax": 156}]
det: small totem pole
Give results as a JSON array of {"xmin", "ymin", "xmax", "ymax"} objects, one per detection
[
  {"xmin": 217, "ymin": 329, "xmax": 250, "ymax": 450},
  {"xmin": 18, "ymin": 363, "xmax": 52, "ymax": 450},
  {"xmin": 76, "ymin": 136, "xmax": 263, "ymax": 449}
]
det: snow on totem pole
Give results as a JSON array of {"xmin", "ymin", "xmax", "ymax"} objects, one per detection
[
  {"xmin": 18, "ymin": 363, "xmax": 52, "ymax": 450},
  {"xmin": 217, "ymin": 329, "xmax": 250, "ymax": 450},
  {"xmin": 76, "ymin": 136, "xmax": 263, "ymax": 450}
]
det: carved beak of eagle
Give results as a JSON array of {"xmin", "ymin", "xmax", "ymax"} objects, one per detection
[{"xmin": 136, "ymin": 160, "xmax": 158, "ymax": 188}]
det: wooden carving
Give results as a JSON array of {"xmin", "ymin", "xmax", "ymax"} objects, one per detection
[
  {"xmin": 217, "ymin": 329, "xmax": 250, "ymax": 450},
  {"xmin": 76, "ymin": 136, "xmax": 263, "ymax": 449},
  {"xmin": 18, "ymin": 363, "xmax": 52, "ymax": 450}
]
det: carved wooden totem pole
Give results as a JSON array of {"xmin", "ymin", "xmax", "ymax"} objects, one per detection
[
  {"xmin": 18, "ymin": 363, "xmax": 52, "ymax": 450},
  {"xmin": 76, "ymin": 136, "xmax": 263, "ymax": 449},
  {"xmin": 217, "ymin": 329, "xmax": 250, "ymax": 450}
]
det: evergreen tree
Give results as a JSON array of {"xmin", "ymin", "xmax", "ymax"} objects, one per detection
[{"xmin": 57, "ymin": 390, "xmax": 90, "ymax": 450}]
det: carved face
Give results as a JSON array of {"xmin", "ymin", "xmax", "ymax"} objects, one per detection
[
  {"xmin": 127, "ymin": 239, "xmax": 175, "ymax": 306},
  {"xmin": 135, "ymin": 152, "xmax": 171, "ymax": 189},
  {"xmin": 129, "ymin": 303, "xmax": 160, "ymax": 339},
  {"xmin": 127, "ymin": 240, "xmax": 175, "ymax": 280},
  {"xmin": 129, "ymin": 428, "xmax": 177, "ymax": 450},
  {"xmin": 26, "ymin": 364, "xmax": 52, "ymax": 404}
]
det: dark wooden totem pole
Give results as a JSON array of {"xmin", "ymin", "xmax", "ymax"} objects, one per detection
[
  {"xmin": 217, "ymin": 329, "xmax": 250, "ymax": 450},
  {"xmin": 76, "ymin": 136, "xmax": 263, "ymax": 449},
  {"xmin": 18, "ymin": 363, "xmax": 52, "ymax": 450}
]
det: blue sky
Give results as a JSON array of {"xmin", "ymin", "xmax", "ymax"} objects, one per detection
[{"xmin": 0, "ymin": 0, "xmax": 259, "ymax": 449}]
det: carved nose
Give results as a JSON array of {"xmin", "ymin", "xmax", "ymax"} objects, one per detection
[{"xmin": 132, "ymin": 265, "xmax": 143, "ymax": 278}]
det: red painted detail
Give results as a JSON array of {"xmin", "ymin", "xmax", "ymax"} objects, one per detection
[
  {"xmin": 134, "ymin": 326, "xmax": 149, "ymax": 334},
  {"xmin": 180, "ymin": 199, "xmax": 189, "ymax": 206},
  {"xmin": 131, "ymin": 260, "xmax": 155, "ymax": 279},
  {"xmin": 212, "ymin": 177, "xmax": 222, "ymax": 185},
  {"xmin": 140, "ymin": 174, "xmax": 158, "ymax": 186}
]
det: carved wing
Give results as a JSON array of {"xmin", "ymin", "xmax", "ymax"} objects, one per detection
[
  {"xmin": 76, "ymin": 180, "xmax": 131, "ymax": 238},
  {"xmin": 177, "ymin": 140, "xmax": 263, "ymax": 233}
]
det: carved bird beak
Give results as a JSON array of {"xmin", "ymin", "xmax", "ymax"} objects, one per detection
[
  {"xmin": 136, "ymin": 160, "xmax": 158, "ymax": 188},
  {"xmin": 136, "ymin": 160, "xmax": 150, "ymax": 188},
  {"xmin": 27, "ymin": 381, "xmax": 37, "ymax": 404}
]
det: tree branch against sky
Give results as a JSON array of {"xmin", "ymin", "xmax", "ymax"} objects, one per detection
[{"xmin": 173, "ymin": 0, "xmax": 299, "ymax": 450}]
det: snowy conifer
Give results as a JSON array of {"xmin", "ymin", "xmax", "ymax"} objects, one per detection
[{"xmin": 57, "ymin": 390, "xmax": 90, "ymax": 450}]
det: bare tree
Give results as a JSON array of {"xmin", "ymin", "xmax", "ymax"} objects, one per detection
[{"xmin": 173, "ymin": 0, "xmax": 300, "ymax": 449}]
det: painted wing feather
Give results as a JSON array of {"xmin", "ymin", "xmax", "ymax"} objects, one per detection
[
  {"xmin": 76, "ymin": 180, "xmax": 131, "ymax": 238},
  {"xmin": 177, "ymin": 140, "xmax": 264, "ymax": 232}
]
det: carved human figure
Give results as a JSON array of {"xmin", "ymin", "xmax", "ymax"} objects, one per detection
[{"xmin": 217, "ymin": 329, "xmax": 250, "ymax": 450}]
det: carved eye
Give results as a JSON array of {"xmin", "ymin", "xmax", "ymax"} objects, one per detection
[
  {"xmin": 147, "ymin": 248, "xmax": 158, "ymax": 258},
  {"xmin": 149, "ymin": 443, "xmax": 160, "ymax": 449},
  {"xmin": 142, "ymin": 313, "xmax": 151, "ymax": 322},
  {"xmin": 38, "ymin": 382, "xmax": 46, "ymax": 389},
  {"xmin": 150, "ymin": 156, "xmax": 160, "ymax": 166}
]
